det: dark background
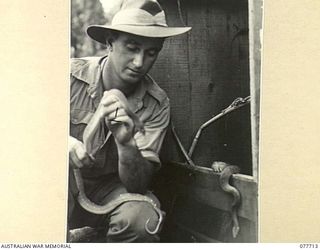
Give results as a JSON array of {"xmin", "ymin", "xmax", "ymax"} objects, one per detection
[{"xmin": 71, "ymin": 0, "xmax": 252, "ymax": 175}]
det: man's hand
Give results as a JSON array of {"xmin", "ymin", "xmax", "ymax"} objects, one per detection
[
  {"xmin": 69, "ymin": 136, "xmax": 94, "ymax": 168},
  {"xmin": 97, "ymin": 92, "xmax": 135, "ymax": 145}
]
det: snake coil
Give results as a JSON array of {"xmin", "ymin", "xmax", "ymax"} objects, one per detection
[{"xmin": 73, "ymin": 89, "xmax": 162, "ymax": 235}]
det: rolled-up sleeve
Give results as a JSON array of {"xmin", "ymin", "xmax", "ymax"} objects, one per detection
[{"xmin": 134, "ymin": 97, "xmax": 170, "ymax": 165}]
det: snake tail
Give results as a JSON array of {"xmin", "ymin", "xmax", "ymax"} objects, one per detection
[{"xmin": 218, "ymin": 164, "xmax": 241, "ymax": 239}]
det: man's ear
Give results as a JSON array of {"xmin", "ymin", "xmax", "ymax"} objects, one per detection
[
  {"xmin": 107, "ymin": 38, "xmax": 113, "ymax": 48},
  {"xmin": 106, "ymin": 31, "xmax": 118, "ymax": 47},
  {"xmin": 105, "ymin": 36, "xmax": 114, "ymax": 52},
  {"xmin": 105, "ymin": 31, "xmax": 119, "ymax": 49}
]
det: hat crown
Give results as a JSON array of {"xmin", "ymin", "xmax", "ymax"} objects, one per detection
[
  {"xmin": 112, "ymin": 9, "xmax": 167, "ymax": 27},
  {"xmin": 86, "ymin": 0, "xmax": 191, "ymax": 43},
  {"xmin": 121, "ymin": 0, "xmax": 163, "ymax": 15},
  {"xmin": 111, "ymin": 0, "xmax": 167, "ymax": 27}
]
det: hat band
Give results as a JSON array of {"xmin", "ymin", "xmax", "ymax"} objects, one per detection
[{"xmin": 112, "ymin": 9, "xmax": 168, "ymax": 27}]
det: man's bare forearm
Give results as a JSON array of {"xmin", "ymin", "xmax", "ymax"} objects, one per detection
[{"xmin": 116, "ymin": 139, "xmax": 155, "ymax": 194}]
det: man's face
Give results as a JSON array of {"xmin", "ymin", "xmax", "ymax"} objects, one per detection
[{"xmin": 108, "ymin": 32, "xmax": 164, "ymax": 84}]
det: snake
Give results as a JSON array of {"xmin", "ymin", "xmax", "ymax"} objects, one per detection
[
  {"xmin": 72, "ymin": 89, "xmax": 163, "ymax": 235},
  {"xmin": 212, "ymin": 162, "xmax": 241, "ymax": 238},
  {"xmin": 82, "ymin": 89, "xmax": 145, "ymax": 157}
]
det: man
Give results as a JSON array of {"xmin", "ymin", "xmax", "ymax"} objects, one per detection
[{"xmin": 68, "ymin": 0, "xmax": 191, "ymax": 242}]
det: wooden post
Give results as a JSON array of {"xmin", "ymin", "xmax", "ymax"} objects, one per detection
[{"xmin": 248, "ymin": 0, "xmax": 263, "ymax": 182}]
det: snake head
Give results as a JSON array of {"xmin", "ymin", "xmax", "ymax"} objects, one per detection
[
  {"xmin": 134, "ymin": 121, "xmax": 145, "ymax": 135},
  {"xmin": 136, "ymin": 127, "xmax": 146, "ymax": 135},
  {"xmin": 140, "ymin": 127, "xmax": 146, "ymax": 135}
]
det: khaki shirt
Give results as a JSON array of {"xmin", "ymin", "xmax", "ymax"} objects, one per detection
[{"xmin": 70, "ymin": 56, "xmax": 170, "ymax": 177}]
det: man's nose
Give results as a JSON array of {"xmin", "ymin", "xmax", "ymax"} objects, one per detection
[{"xmin": 132, "ymin": 52, "xmax": 144, "ymax": 68}]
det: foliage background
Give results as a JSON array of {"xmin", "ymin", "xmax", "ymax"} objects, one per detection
[{"xmin": 71, "ymin": 0, "xmax": 108, "ymax": 57}]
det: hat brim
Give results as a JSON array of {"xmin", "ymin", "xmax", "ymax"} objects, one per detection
[{"xmin": 87, "ymin": 25, "xmax": 191, "ymax": 45}]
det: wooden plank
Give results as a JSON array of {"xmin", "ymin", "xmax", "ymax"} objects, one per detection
[
  {"xmin": 174, "ymin": 221, "xmax": 222, "ymax": 243},
  {"xmin": 165, "ymin": 162, "xmax": 258, "ymax": 221},
  {"xmin": 151, "ymin": 0, "xmax": 192, "ymax": 156},
  {"xmin": 186, "ymin": 0, "xmax": 218, "ymax": 166},
  {"xmin": 248, "ymin": 0, "xmax": 263, "ymax": 181},
  {"xmin": 171, "ymin": 198, "xmax": 257, "ymax": 242},
  {"xmin": 223, "ymin": 1, "xmax": 252, "ymax": 175},
  {"xmin": 179, "ymin": 0, "xmax": 252, "ymax": 174},
  {"xmin": 154, "ymin": 0, "xmax": 252, "ymax": 176},
  {"xmin": 154, "ymin": 161, "xmax": 258, "ymax": 242}
]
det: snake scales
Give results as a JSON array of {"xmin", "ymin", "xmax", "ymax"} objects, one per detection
[{"xmin": 72, "ymin": 89, "xmax": 163, "ymax": 234}]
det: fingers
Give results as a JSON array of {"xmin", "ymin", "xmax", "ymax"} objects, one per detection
[
  {"xmin": 100, "ymin": 94, "xmax": 118, "ymax": 106},
  {"xmin": 100, "ymin": 100, "xmax": 133, "ymax": 126},
  {"xmin": 108, "ymin": 114, "xmax": 134, "ymax": 128},
  {"xmin": 69, "ymin": 141, "xmax": 94, "ymax": 168},
  {"xmin": 99, "ymin": 91, "xmax": 136, "ymax": 144},
  {"xmin": 108, "ymin": 108, "xmax": 127, "ymax": 121},
  {"xmin": 70, "ymin": 150, "xmax": 84, "ymax": 168},
  {"xmin": 99, "ymin": 97, "xmax": 126, "ymax": 119}
]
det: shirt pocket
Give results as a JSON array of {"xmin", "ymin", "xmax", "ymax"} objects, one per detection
[
  {"xmin": 70, "ymin": 109, "xmax": 105, "ymax": 155},
  {"xmin": 70, "ymin": 109, "xmax": 93, "ymax": 141},
  {"xmin": 70, "ymin": 109, "xmax": 93, "ymax": 124}
]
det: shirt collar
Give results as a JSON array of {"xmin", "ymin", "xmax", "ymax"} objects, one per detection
[{"xmin": 71, "ymin": 56, "xmax": 166, "ymax": 111}]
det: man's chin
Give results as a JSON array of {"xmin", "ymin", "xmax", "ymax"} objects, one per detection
[{"xmin": 124, "ymin": 74, "xmax": 143, "ymax": 84}]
